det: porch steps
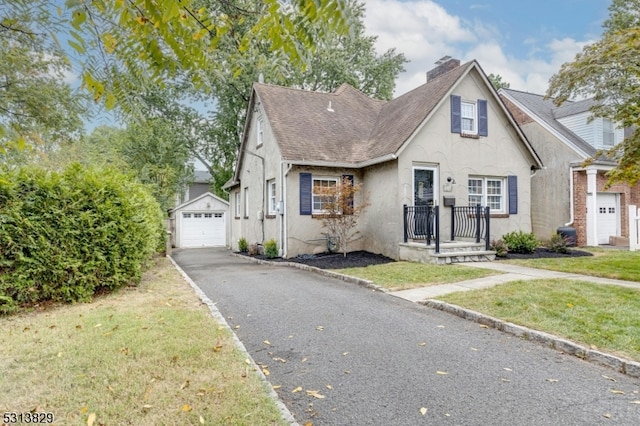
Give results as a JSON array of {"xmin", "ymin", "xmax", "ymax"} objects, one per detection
[{"xmin": 399, "ymin": 241, "xmax": 496, "ymax": 265}]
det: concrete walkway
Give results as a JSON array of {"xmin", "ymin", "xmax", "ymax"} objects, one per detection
[{"xmin": 390, "ymin": 261, "xmax": 640, "ymax": 302}]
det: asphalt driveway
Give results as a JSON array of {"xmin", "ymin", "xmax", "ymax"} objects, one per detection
[{"xmin": 171, "ymin": 248, "xmax": 640, "ymax": 425}]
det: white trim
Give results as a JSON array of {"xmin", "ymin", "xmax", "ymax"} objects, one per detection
[
  {"xmin": 498, "ymin": 90, "xmax": 591, "ymax": 159},
  {"xmin": 170, "ymin": 191, "xmax": 229, "ymax": 213},
  {"xmin": 461, "ymin": 100, "xmax": 477, "ymax": 135},
  {"xmin": 267, "ymin": 179, "xmax": 277, "ymax": 215},
  {"xmin": 468, "ymin": 176, "xmax": 506, "ymax": 213},
  {"xmin": 311, "ymin": 176, "xmax": 339, "ymax": 214},
  {"xmin": 412, "ymin": 166, "xmax": 439, "ymax": 206}
]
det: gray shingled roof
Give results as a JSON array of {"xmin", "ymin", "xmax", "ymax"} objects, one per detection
[
  {"xmin": 501, "ymin": 89, "xmax": 597, "ymax": 157},
  {"xmin": 252, "ymin": 61, "xmax": 474, "ymax": 165}
]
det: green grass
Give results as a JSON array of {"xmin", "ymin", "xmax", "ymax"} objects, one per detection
[
  {"xmin": 0, "ymin": 258, "xmax": 285, "ymax": 425},
  {"xmin": 438, "ymin": 279, "xmax": 640, "ymax": 361},
  {"xmin": 335, "ymin": 261, "xmax": 501, "ymax": 291},
  {"xmin": 504, "ymin": 248, "xmax": 640, "ymax": 281}
]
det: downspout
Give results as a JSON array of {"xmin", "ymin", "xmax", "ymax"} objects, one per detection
[
  {"xmin": 243, "ymin": 150, "xmax": 265, "ymax": 242},
  {"xmin": 565, "ymin": 166, "xmax": 575, "ymax": 227},
  {"xmin": 281, "ymin": 161, "xmax": 293, "ymax": 258}
]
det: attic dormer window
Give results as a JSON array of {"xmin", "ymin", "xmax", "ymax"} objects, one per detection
[{"xmin": 451, "ymin": 95, "xmax": 488, "ymax": 137}]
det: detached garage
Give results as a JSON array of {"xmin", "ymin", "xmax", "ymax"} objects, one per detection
[{"xmin": 170, "ymin": 192, "xmax": 229, "ymax": 248}]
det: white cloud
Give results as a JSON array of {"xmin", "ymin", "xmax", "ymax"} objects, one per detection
[{"xmin": 362, "ymin": 0, "xmax": 594, "ymax": 96}]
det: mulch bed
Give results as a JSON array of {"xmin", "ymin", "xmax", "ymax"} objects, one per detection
[
  {"xmin": 495, "ymin": 247, "xmax": 593, "ymax": 260},
  {"xmin": 239, "ymin": 247, "xmax": 593, "ymax": 269},
  {"xmin": 239, "ymin": 250, "xmax": 395, "ymax": 270}
]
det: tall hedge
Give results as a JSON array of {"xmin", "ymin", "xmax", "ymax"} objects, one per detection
[{"xmin": 0, "ymin": 164, "xmax": 165, "ymax": 312}]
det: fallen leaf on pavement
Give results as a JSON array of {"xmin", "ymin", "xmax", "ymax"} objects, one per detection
[
  {"xmin": 262, "ymin": 367, "xmax": 270, "ymax": 376},
  {"xmin": 479, "ymin": 325, "xmax": 489, "ymax": 329},
  {"xmin": 326, "ymin": 385, "xmax": 333, "ymax": 390},
  {"xmin": 630, "ymin": 400, "xmax": 640, "ymax": 404},
  {"xmin": 603, "ymin": 413, "xmax": 612, "ymax": 419},
  {"xmin": 87, "ymin": 413, "xmax": 96, "ymax": 426},
  {"xmin": 182, "ymin": 404, "xmax": 192, "ymax": 412},
  {"xmin": 503, "ymin": 368, "xmax": 513, "ymax": 372},
  {"xmin": 610, "ymin": 390, "xmax": 625, "ymax": 395},
  {"xmin": 292, "ymin": 386, "xmax": 303, "ymax": 393},
  {"xmin": 436, "ymin": 371, "xmax": 448, "ymax": 375},
  {"xmin": 273, "ymin": 385, "xmax": 281, "ymax": 390},
  {"xmin": 264, "ymin": 340, "xmax": 271, "ymax": 345},
  {"xmin": 420, "ymin": 407, "xmax": 428, "ymax": 416},
  {"xmin": 316, "ymin": 326, "xmax": 324, "ymax": 331},
  {"xmin": 306, "ymin": 390, "xmax": 325, "ymax": 399},
  {"xmin": 546, "ymin": 379, "xmax": 559, "ymax": 383},
  {"xmin": 602, "ymin": 375, "xmax": 616, "ymax": 382},
  {"xmin": 418, "ymin": 342, "xmax": 426, "ymax": 346}
]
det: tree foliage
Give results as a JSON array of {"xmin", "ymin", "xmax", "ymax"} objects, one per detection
[
  {"xmin": 63, "ymin": 0, "xmax": 351, "ymax": 112},
  {"xmin": 0, "ymin": 1, "xmax": 87, "ymax": 159},
  {"xmin": 546, "ymin": 0, "xmax": 640, "ymax": 184},
  {"xmin": 488, "ymin": 73, "xmax": 510, "ymax": 90}
]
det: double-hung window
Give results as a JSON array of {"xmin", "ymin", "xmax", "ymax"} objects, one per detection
[
  {"xmin": 235, "ymin": 191, "xmax": 240, "ymax": 218},
  {"xmin": 451, "ymin": 95, "xmax": 488, "ymax": 136},
  {"xmin": 468, "ymin": 177, "xmax": 505, "ymax": 213},
  {"xmin": 267, "ymin": 179, "xmax": 277, "ymax": 215},
  {"xmin": 603, "ymin": 118, "xmax": 615, "ymax": 147},
  {"xmin": 312, "ymin": 177, "xmax": 338, "ymax": 214},
  {"xmin": 461, "ymin": 102, "xmax": 476, "ymax": 134}
]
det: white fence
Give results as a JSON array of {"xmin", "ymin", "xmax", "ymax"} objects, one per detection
[{"xmin": 629, "ymin": 205, "xmax": 640, "ymax": 251}]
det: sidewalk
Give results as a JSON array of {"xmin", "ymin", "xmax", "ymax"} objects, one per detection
[{"xmin": 390, "ymin": 261, "xmax": 640, "ymax": 302}]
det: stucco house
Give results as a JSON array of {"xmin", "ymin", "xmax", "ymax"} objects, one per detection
[
  {"xmin": 224, "ymin": 58, "xmax": 542, "ymax": 262},
  {"xmin": 500, "ymin": 88, "xmax": 640, "ymax": 246}
]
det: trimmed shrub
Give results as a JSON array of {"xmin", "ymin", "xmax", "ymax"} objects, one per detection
[
  {"xmin": 238, "ymin": 237, "xmax": 248, "ymax": 253},
  {"xmin": 263, "ymin": 239, "xmax": 278, "ymax": 259},
  {"xmin": 548, "ymin": 233, "xmax": 570, "ymax": 254},
  {"xmin": 0, "ymin": 164, "xmax": 165, "ymax": 310},
  {"xmin": 502, "ymin": 230, "xmax": 538, "ymax": 254},
  {"xmin": 490, "ymin": 239, "xmax": 509, "ymax": 257}
]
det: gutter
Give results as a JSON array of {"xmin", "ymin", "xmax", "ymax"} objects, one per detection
[{"xmin": 565, "ymin": 166, "xmax": 575, "ymax": 227}]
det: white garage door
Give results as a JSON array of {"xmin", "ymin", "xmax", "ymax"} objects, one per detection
[
  {"xmin": 180, "ymin": 212, "xmax": 225, "ymax": 247},
  {"xmin": 596, "ymin": 193, "xmax": 619, "ymax": 245}
]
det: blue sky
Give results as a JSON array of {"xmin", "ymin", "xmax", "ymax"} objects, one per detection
[{"xmin": 363, "ymin": 0, "xmax": 611, "ymax": 95}]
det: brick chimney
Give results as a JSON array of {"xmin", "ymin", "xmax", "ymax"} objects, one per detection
[{"xmin": 426, "ymin": 56, "xmax": 460, "ymax": 81}]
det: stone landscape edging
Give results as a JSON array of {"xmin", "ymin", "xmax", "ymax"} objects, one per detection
[{"xmin": 422, "ymin": 299, "xmax": 640, "ymax": 379}]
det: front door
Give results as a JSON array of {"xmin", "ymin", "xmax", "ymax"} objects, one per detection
[{"xmin": 413, "ymin": 167, "xmax": 437, "ymax": 236}]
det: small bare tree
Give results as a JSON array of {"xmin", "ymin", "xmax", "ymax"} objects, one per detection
[{"xmin": 315, "ymin": 176, "xmax": 369, "ymax": 257}]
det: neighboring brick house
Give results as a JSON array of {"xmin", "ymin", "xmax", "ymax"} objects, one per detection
[
  {"xmin": 500, "ymin": 88, "xmax": 640, "ymax": 246},
  {"xmin": 223, "ymin": 58, "xmax": 542, "ymax": 261}
]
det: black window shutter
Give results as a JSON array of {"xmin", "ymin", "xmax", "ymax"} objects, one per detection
[
  {"xmin": 451, "ymin": 95, "xmax": 461, "ymax": 133},
  {"xmin": 300, "ymin": 173, "xmax": 312, "ymax": 215},
  {"xmin": 478, "ymin": 99, "xmax": 488, "ymax": 136},
  {"xmin": 508, "ymin": 175, "xmax": 518, "ymax": 214},
  {"xmin": 342, "ymin": 174, "xmax": 354, "ymax": 214}
]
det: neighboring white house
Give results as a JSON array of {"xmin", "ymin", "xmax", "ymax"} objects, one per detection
[
  {"xmin": 500, "ymin": 88, "xmax": 639, "ymax": 246},
  {"xmin": 224, "ymin": 58, "xmax": 543, "ymax": 261},
  {"xmin": 169, "ymin": 192, "xmax": 230, "ymax": 248}
]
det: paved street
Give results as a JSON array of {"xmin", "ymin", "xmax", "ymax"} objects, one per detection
[{"xmin": 171, "ymin": 248, "xmax": 640, "ymax": 425}]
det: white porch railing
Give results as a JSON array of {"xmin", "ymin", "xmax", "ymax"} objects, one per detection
[{"xmin": 629, "ymin": 205, "xmax": 640, "ymax": 251}]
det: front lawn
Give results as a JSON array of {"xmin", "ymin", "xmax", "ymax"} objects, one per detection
[
  {"xmin": 0, "ymin": 258, "xmax": 285, "ymax": 425},
  {"xmin": 335, "ymin": 261, "xmax": 501, "ymax": 291},
  {"xmin": 503, "ymin": 248, "xmax": 640, "ymax": 281},
  {"xmin": 438, "ymin": 279, "xmax": 640, "ymax": 362}
]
